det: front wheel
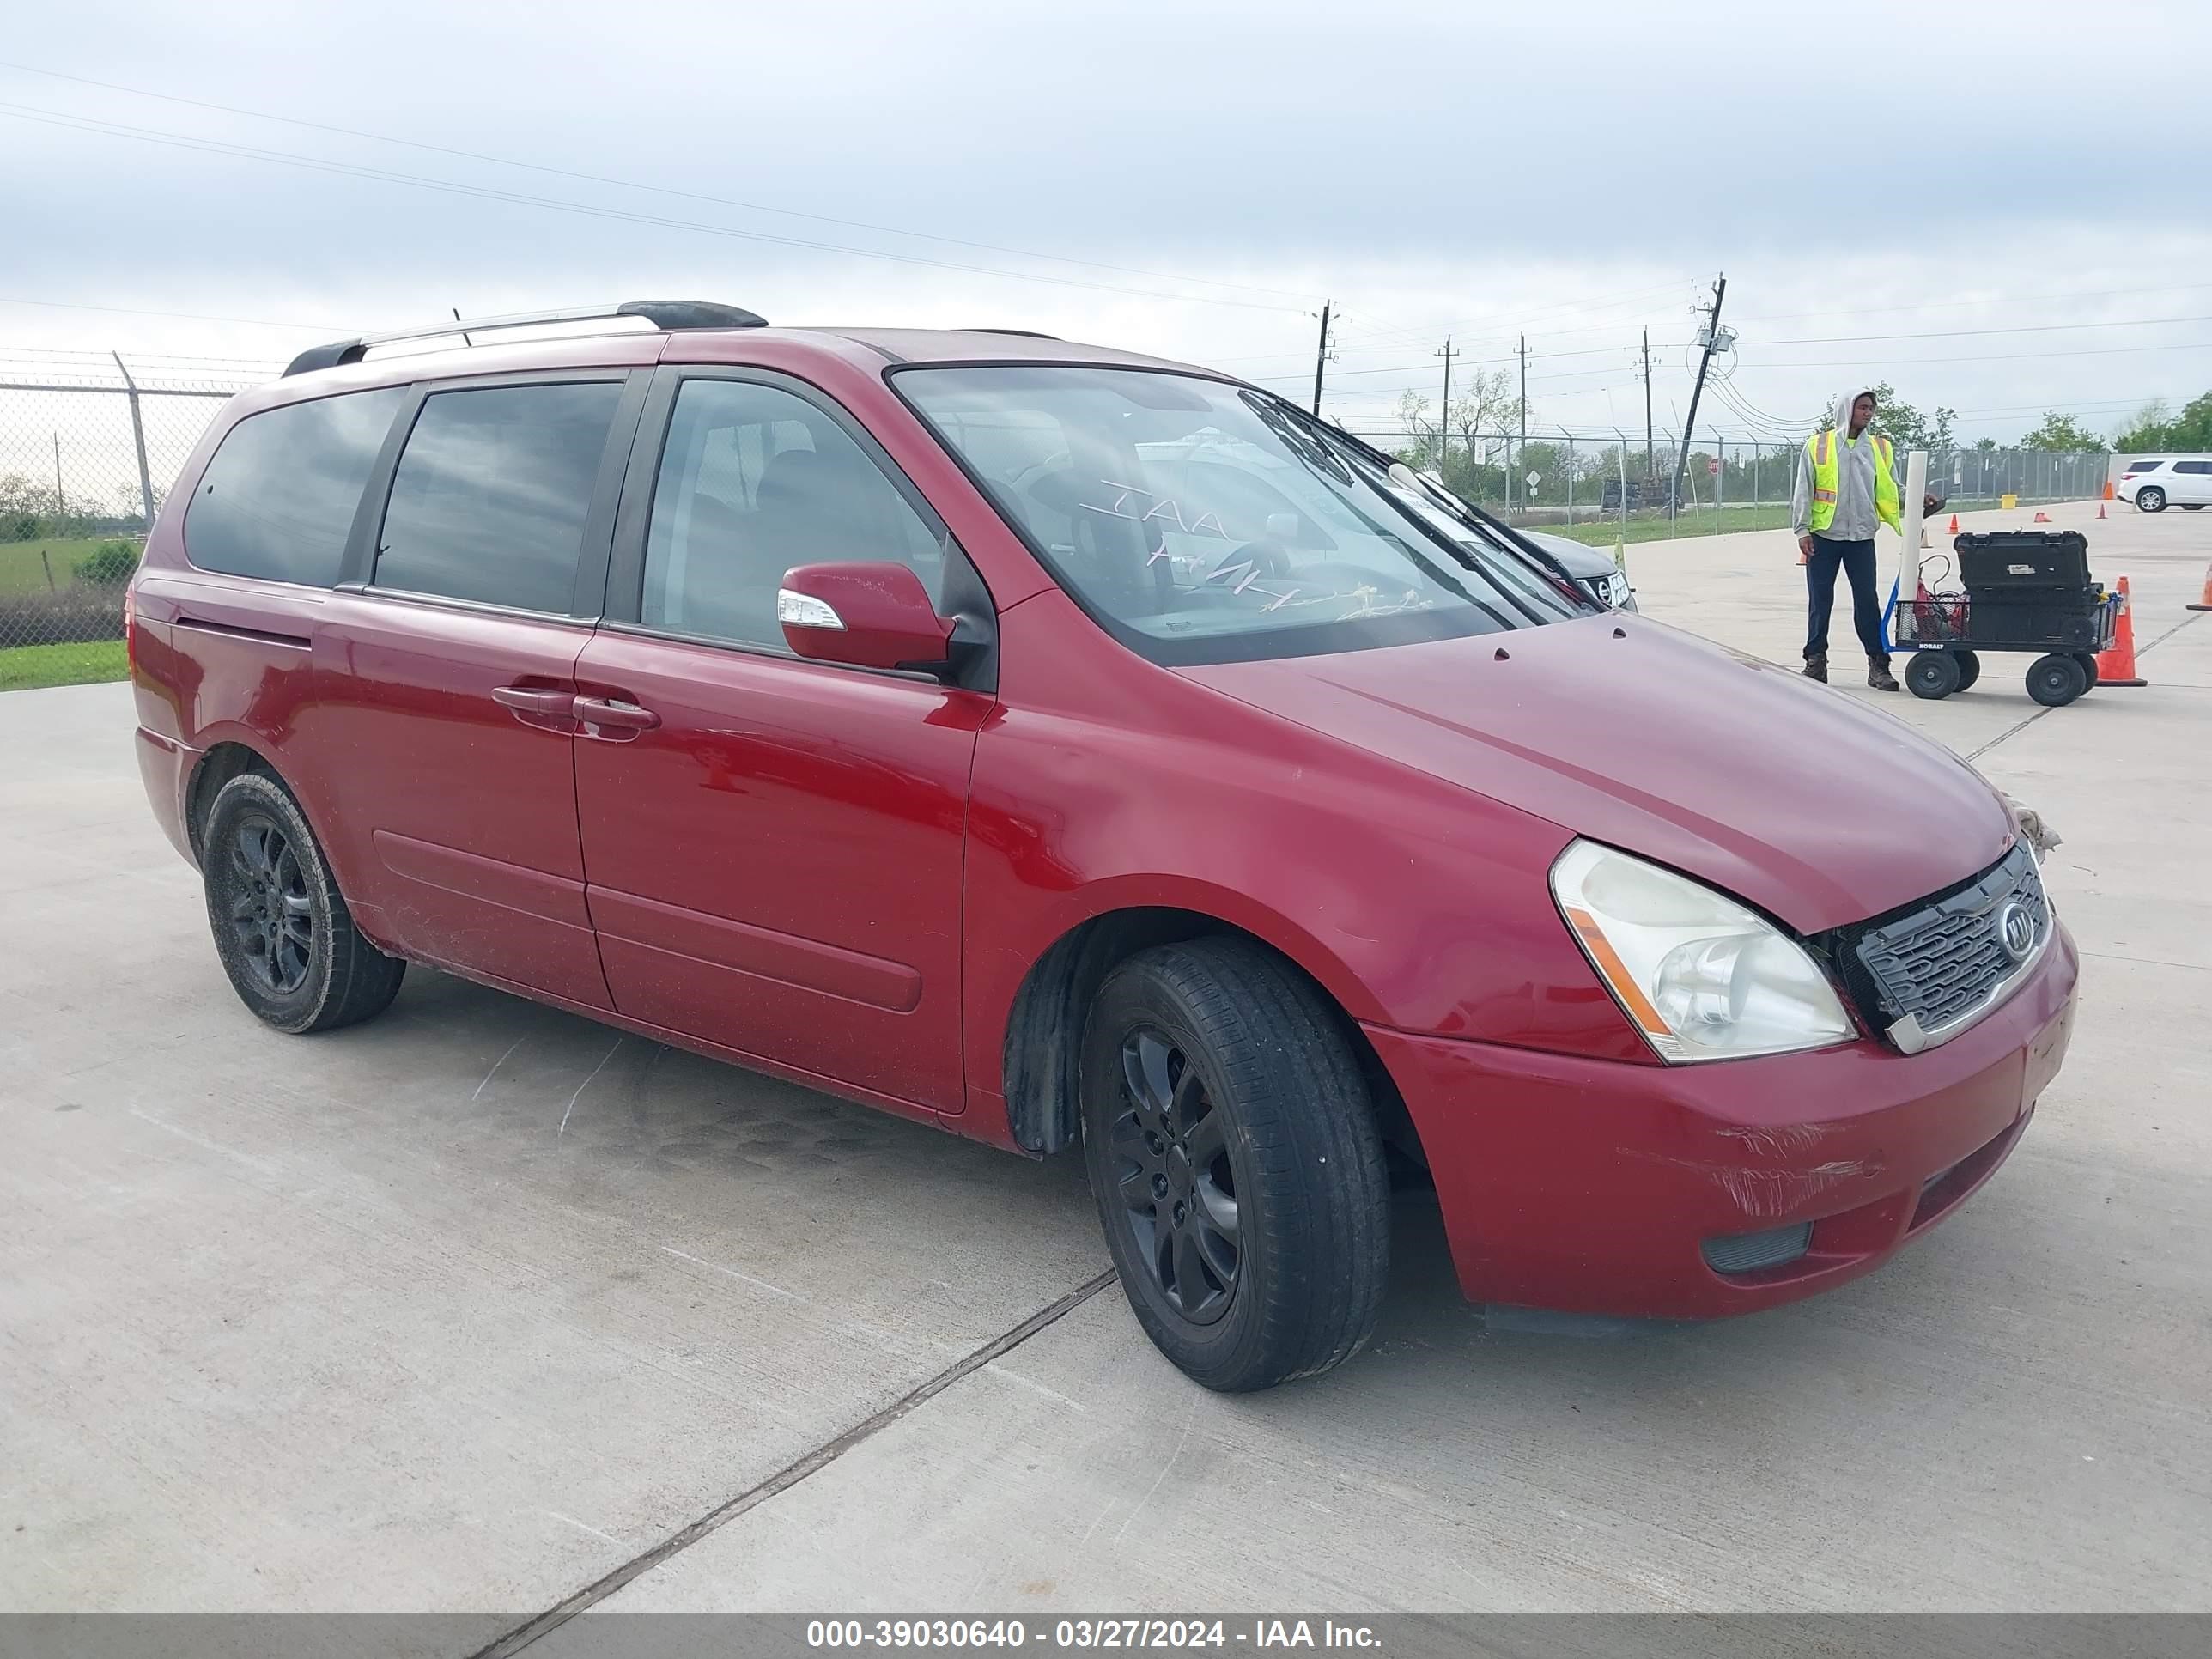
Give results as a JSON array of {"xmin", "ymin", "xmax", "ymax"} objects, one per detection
[
  {"xmin": 1079, "ymin": 939, "xmax": 1389, "ymax": 1392},
  {"xmin": 202, "ymin": 772, "xmax": 405, "ymax": 1033},
  {"xmin": 2137, "ymin": 487, "xmax": 2167, "ymax": 513}
]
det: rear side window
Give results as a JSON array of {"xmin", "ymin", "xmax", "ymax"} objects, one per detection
[
  {"xmin": 374, "ymin": 381, "xmax": 623, "ymax": 612},
  {"xmin": 2173, "ymin": 461, "xmax": 2211, "ymax": 475},
  {"xmin": 184, "ymin": 388, "xmax": 404, "ymax": 586}
]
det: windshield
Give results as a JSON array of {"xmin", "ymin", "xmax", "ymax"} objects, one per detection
[{"xmin": 895, "ymin": 366, "xmax": 1591, "ymax": 663}]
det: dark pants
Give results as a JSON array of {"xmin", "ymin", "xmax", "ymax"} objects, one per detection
[{"xmin": 1805, "ymin": 534, "xmax": 1885, "ymax": 659}]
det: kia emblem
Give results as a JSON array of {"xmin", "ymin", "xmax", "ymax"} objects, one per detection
[{"xmin": 1996, "ymin": 901, "xmax": 2035, "ymax": 962}]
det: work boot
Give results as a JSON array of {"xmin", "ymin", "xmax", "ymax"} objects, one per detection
[
  {"xmin": 1867, "ymin": 654, "xmax": 1900, "ymax": 692},
  {"xmin": 1802, "ymin": 652, "xmax": 1827, "ymax": 684}
]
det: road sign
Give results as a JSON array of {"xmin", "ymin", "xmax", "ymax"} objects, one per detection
[{"xmin": 1525, "ymin": 471, "xmax": 1541, "ymax": 489}]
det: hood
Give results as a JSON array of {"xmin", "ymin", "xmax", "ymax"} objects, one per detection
[
  {"xmin": 1176, "ymin": 614, "xmax": 2014, "ymax": 934},
  {"xmin": 1836, "ymin": 386, "xmax": 1877, "ymax": 439}
]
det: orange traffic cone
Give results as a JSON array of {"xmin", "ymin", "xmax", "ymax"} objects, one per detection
[
  {"xmin": 2103, "ymin": 480, "xmax": 2116, "ymax": 501},
  {"xmin": 2094, "ymin": 576, "xmax": 2148, "ymax": 687},
  {"xmin": 2188, "ymin": 562, "xmax": 2212, "ymax": 612},
  {"xmin": 2098, "ymin": 500, "xmax": 2106, "ymax": 519},
  {"xmin": 1947, "ymin": 513, "xmax": 1960, "ymax": 535}
]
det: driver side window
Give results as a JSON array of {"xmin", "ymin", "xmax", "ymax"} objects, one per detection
[{"xmin": 642, "ymin": 380, "xmax": 952, "ymax": 648}]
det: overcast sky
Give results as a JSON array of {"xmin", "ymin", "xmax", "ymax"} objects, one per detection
[{"xmin": 5, "ymin": 0, "xmax": 2209, "ymax": 442}]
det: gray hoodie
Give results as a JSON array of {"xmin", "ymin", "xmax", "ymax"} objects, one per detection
[{"xmin": 1791, "ymin": 387, "xmax": 1899, "ymax": 542}]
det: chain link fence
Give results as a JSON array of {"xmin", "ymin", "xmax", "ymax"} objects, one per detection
[
  {"xmin": 2, "ymin": 362, "xmax": 249, "ymax": 690},
  {"xmin": 1341, "ymin": 428, "xmax": 2112, "ymax": 542}
]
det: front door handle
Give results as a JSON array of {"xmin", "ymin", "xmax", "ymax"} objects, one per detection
[
  {"xmin": 573, "ymin": 695, "xmax": 661, "ymax": 735},
  {"xmin": 493, "ymin": 684, "xmax": 575, "ymax": 718}
]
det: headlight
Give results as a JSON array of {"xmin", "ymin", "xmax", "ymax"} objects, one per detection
[{"xmin": 1550, "ymin": 840, "xmax": 1854, "ymax": 1063}]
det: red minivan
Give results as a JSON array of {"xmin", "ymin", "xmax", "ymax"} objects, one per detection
[{"xmin": 128, "ymin": 301, "xmax": 2077, "ymax": 1391}]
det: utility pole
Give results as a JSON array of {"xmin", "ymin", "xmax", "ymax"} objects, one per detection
[
  {"xmin": 1435, "ymin": 336, "xmax": 1455, "ymax": 476},
  {"xmin": 1641, "ymin": 329, "xmax": 1656, "ymax": 491},
  {"xmin": 1310, "ymin": 300, "xmax": 1333, "ymax": 415},
  {"xmin": 1517, "ymin": 332, "xmax": 1528, "ymax": 514},
  {"xmin": 1672, "ymin": 273, "xmax": 1729, "ymax": 523}
]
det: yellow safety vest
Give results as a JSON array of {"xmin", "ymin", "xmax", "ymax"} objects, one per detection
[{"xmin": 1805, "ymin": 427, "xmax": 1901, "ymax": 535}]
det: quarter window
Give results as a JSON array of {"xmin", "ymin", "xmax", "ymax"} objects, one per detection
[
  {"xmin": 184, "ymin": 388, "xmax": 404, "ymax": 586},
  {"xmin": 374, "ymin": 381, "xmax": 623, "ymax": 612},
  {"xmin": 2172, "ymin": 460, "xmax": 2211, "ymax": 475},
  {"xmin": 641, "ymin": 379, "xmax": 952, "ymax": 649}
]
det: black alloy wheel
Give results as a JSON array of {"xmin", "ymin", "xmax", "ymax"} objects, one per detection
[
  {"xmin": 1109, "ymin": 1027, "xmax": 1243, "ymax": 1324},
  {"xmin": 201, "ymin": 770, "xmax": 406, "ymax": 1033},
  {"xmin": 222, "ymin": 815, "xmax": 316, "ymax": 996},
  {"xmin": 1079, "ymin": 939, "xmax": 1390, "ymax": 1392}
]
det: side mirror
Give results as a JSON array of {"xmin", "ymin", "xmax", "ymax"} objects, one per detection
[{"xmin": 777, "ymin": 562, "xmax": 955, "ymax": 672}]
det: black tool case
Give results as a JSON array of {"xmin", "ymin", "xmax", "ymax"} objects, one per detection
[{"xmin": 1954, "ymin": 530, "xmax": 2091, "ymax": 592}]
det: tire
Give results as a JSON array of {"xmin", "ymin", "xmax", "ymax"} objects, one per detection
[
  {"xmin": 2026, "ymin": 653, "xmax": 2088, "ymax": 708},
  {"xmin": 1079, "ymin": 939, "xmax": 1389, "ymax": 1392},
  {"xmin": 1954, "ymin": 648, "xmax": 1982, "ymax": 690},
  {"xmin": 1906, "ymin": 651, "xmax": 1961, "ymax": 700},
  {"xmin": 2073, "ymin": 651, "xmax": 2100, "ymax": 690},
  {"xmin": 2185, "ymin": 503, "xmax": 2204, "ymax": 511},
  {"xmin": 201, "ymin": 772, "xmax": 405, "ymax": 1034},
  {"xmin": 2137, "ymin": 487, "xmax": 2166, "ymax": 513}
]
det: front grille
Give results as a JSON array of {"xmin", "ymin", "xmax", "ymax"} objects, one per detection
[{"xmin": 1823, "ymin": 844, "xmax": 2048, "ymax": 1048}]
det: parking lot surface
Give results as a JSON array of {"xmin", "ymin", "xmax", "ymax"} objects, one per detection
[{"xmin": 3, "ymin": 500, "xmax": 2209, "ymax": 1625}]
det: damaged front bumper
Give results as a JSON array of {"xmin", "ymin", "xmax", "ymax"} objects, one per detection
[{"xmin": 1364, "ymin": 921, "xmax": 2078, "ymax": 1321}]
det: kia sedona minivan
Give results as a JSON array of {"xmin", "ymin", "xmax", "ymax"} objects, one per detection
[{"xmin": 128, "ymin": 301, "xmax": 2076, "ymax": 1391}]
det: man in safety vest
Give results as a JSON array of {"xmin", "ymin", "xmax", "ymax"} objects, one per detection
[{"xmin": 1790, "ymin": 388, "xmax": 1938, "ymax": 690}]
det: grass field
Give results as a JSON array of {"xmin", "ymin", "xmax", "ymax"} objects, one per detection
[
  {"xmin": 0, "ymin": 538, "xmax": 136, "ymax": 593},
  {"xmin": 1534, "ymin": 505, "xmax": 1797, "ymax": 547},
  {"xmin": 0, "ymin": 639, "xmax": 128, "ymax": 692}
]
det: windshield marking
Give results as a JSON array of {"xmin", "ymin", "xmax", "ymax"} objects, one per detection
[{"xmin": 1080, "ymin": 481, "xmax": 1229, "ymax": 540}]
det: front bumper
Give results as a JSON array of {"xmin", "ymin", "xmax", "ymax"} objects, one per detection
[{"xmin": 1367, "ymin": 922, "xmax": 2077, "ymax": 1319}]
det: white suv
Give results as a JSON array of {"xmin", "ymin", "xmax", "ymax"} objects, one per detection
[{"xmin": 2118, "ymin": 457, "xmax": 2212, "ymax": 512}]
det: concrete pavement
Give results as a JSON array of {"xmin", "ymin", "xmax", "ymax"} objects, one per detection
[{"xmin": 3, "ymin": 499, "xmax": 2208, "ymax": 1625}]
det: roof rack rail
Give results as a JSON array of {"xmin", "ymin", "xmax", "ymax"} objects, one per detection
[
  {"xmin": 282, "ymin": 300, "xmax": 769, "ymax": 377},
  {"xmin": 964, "ymin": 328, "xmax": 1060, "ymax": 340}
]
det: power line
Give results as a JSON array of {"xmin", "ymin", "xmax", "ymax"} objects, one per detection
[
  {"xmin": 1730, "ymin": 280, "xmax": 2212, "ymax": 326},
  {"xmin": 1747, "ymin": 313, "xmax": 2212, "ymax": 347},
  {"xmin": 1735, "ymin": 339, "xmax": 2212, "ymax": 369},
  {"xmin": 0, "ymin": 101, "xmax": 1310, "ymax": 316},
  {"xmin": 0, "ymin": 295, "xmax": 343, "ymax": 331},
  {"xmin": 0, "ymin": 58, "xmax": 1316, "ymax": 307}
]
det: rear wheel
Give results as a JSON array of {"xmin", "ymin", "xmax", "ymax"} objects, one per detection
[
  {"xmin": 1906, "ymin": 651, "xmax": 1961, "ymax": 699},
  {"xmin": 202, "ymin": 772, "xmax": 405, "ymax": 1033},
  {"xmin": 1079, "ymin": 939, "xmax": 1389, "ymax": 1392},
  {"xmin": 2026, "ymin": 653, "xmax": 2089, "ymax": 708},
  {"xmin": 2073, "ymin": 652, "xmax": 2100, "ymax": 690},
  {"xmin": 2137, "ymin": 487, "xmax": 2166, "ymax": 513},
  {"xmin": 1954, "ymin": 649, "xmax": 1982, "ymax": 690}
]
